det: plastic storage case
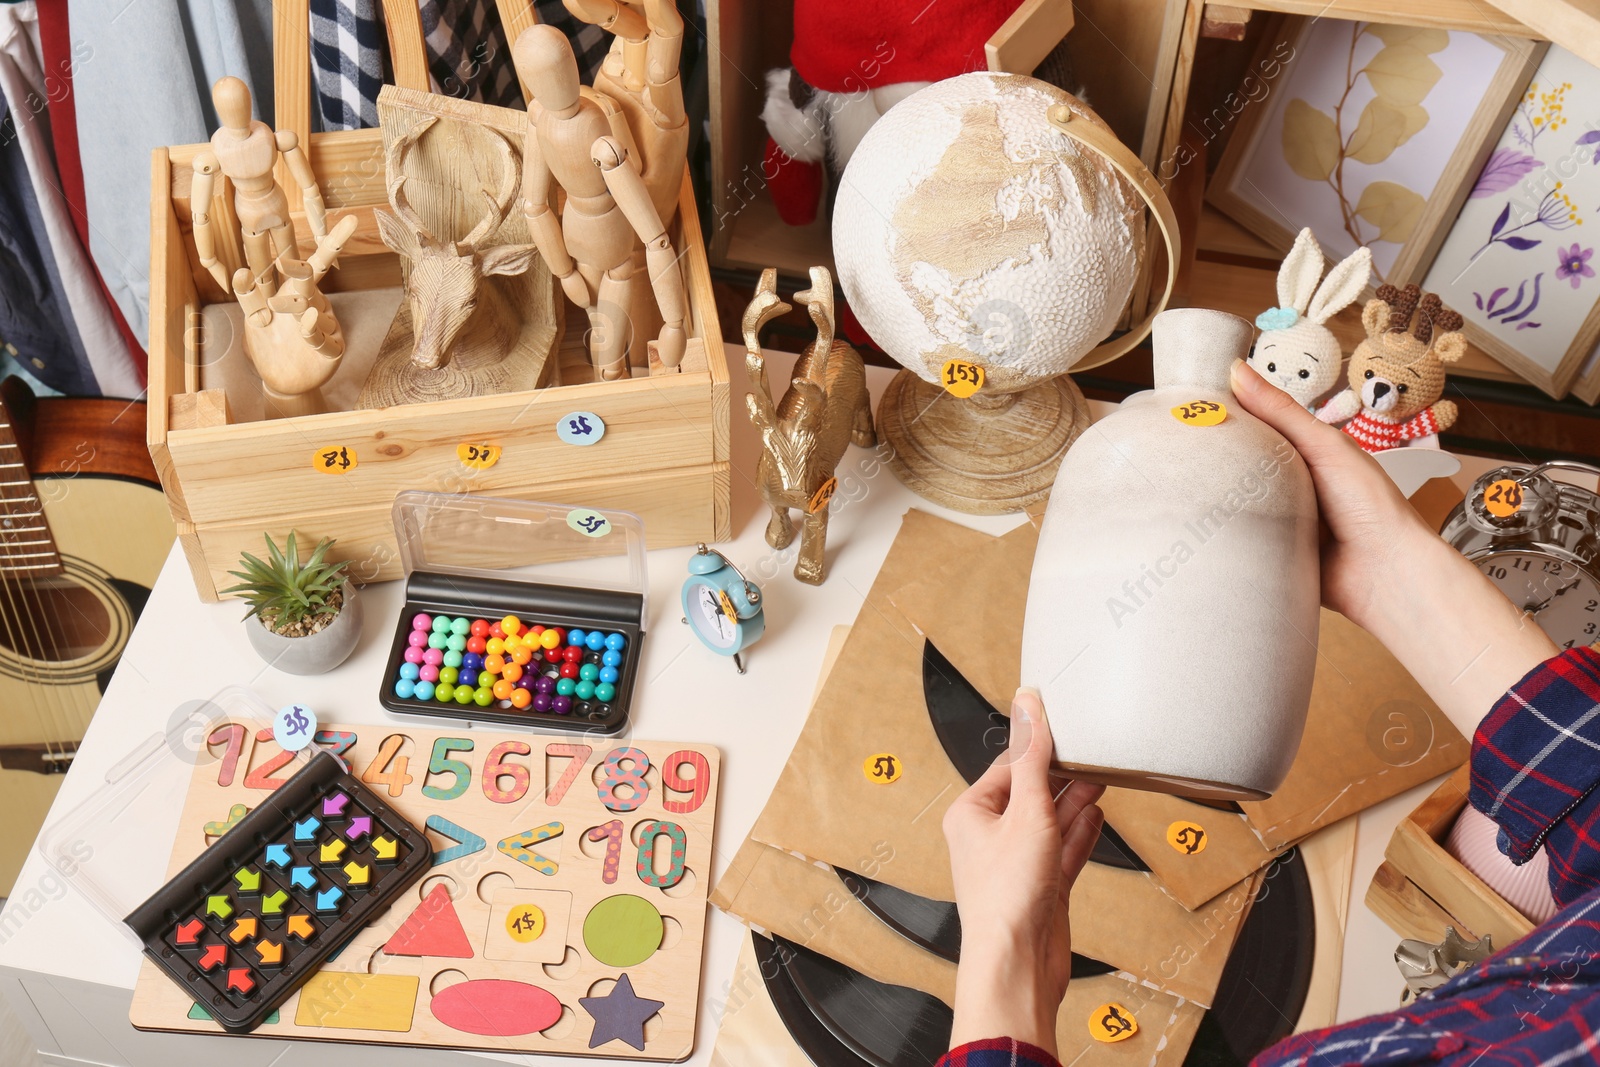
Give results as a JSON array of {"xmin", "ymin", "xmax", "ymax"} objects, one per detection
[{"xmin": 379, "ymin": 491, "xmax": 648, "ymax": 733}]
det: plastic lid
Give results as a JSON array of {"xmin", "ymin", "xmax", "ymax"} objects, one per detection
[{"xmin": 392, "ymin": 491, "xmax": 648, "ymax": 617}]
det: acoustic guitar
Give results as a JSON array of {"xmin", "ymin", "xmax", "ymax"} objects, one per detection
[{"xmin": 0, "ymin": 379, "xmax": 174, "ymax": 894}]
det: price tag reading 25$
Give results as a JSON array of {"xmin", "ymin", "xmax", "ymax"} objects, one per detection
[
  {"xmin": 941, "ymin": 359, "xmax": 985, "ymax": 398},
  {"xmin": 1171, "ymin": 400, "xmax": 1227, "ymax": 426}
]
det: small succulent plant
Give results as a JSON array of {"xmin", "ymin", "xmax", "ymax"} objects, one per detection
[{"xmin": 221, "ymin": 532, "xmax": 350, "ymax": 636}]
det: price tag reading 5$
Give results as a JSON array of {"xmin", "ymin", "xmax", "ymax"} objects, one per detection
[
  {"xmin": 1483, "ymin": 478, "xmax": 1524, "ymax": 519},
  {"xmin": 1171, "ymin": 400, "xmax": 1226, "ymax": 426},
  {"xmin": 1166, "ymin": 821, "xmax": 1207, "ymax": 855},
  {"xmin": 941, "ymin": 359, "xmax": 985, "ymax": 398}
]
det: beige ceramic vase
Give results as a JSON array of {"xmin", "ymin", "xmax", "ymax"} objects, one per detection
[{"xmin": 1020, "ymin": 308, "xmax": 1321, "ymax": 800}]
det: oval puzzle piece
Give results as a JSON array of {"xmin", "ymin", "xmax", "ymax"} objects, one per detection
[
  {"xmin": 583, "ymin": 894, "xmax": 664, "ymax": 968},
  {"xmin": 430, "ymin": 979, "xmax": 562, "ymax": 1036}
]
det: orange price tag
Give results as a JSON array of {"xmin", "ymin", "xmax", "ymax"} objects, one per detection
[
  {"xmin": 1088, "ymin": 1003, "xmax": 1138, "ymax": 1042},
  {"xmin": 1166, "ymin": 821, "xmax": 1207, "ymax": 855},
  {"xmin": 808, "ymin": 476, "xmax": 838, "ymax": 514},
  {"xmin": 717, "ymin": 590, "xmax": 739, "ymax": 626},
  {"xmin": 941, "ymin": 359, "xmax": 985, "ymax": 398},
  {"xmin": 1483, "ymin": 478, "xmax": 1523, "ymax": 519},
  {"xmin": 863, "ymin": 753, "xmax": 903, "ymax": 784},
  {"xmin": 1171, "ymin": 400, "xmax": 1227, "ymax": 426},
  {"xmin": 311, "ymin": 445, "xmax": 357, "ymax": 474},
  {"xmin": 457, "ymin": 442, "xmax": 501, "ymax": 469}
]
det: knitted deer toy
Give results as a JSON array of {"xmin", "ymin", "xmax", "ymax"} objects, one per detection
[{"xmin": 1315, "ymin": 283, "xmax": 1464, "ymax": 453}]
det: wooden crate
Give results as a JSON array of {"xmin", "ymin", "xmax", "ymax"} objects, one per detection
[
  {"xmin": 147, "ymin": 4, "xmax": 728, "ymax": 602},
  {"xmin": 1365, "ymin": 766, "xmax": 1535, "ymax": 948}
]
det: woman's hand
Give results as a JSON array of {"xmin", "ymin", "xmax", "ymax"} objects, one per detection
[
  {"xmin": 1230, "ymin": 359, "xmax": 1557, "ymax": 738},
  {"xmin": 942, "ymin": 688, "xmax": 1104, "ymax": 1057}
]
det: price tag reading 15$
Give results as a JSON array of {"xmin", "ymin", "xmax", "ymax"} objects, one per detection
[
  {"xmin": 941, "ymin": 359, "xmax": 985, "ymax": 398},
  {"xmin": 1171, "ymin": 400, "xmax": 1227, "ymax": 426}
]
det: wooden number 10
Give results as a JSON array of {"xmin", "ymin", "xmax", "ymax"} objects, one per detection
[{"xmin": 635, "ymin": 820, "xmax": 687, "ymax": 889}]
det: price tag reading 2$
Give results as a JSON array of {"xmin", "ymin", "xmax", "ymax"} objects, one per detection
[
  {"xmin": 1171, "ymin": 400, "xmax": 1226, "ymax": 426},
  {"xmin": 1483, "ymin": 478, "xmax": 1524, "ymax": 519},
  {"xmin": 941, "ymin": 359, "xmax": 985, "ymax": 398},
  {"xmin": 457, "ymin": 442, "xmax": 501, "ymax": 469}
]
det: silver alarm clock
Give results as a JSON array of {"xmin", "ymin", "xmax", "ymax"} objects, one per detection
[{"xmin": 1440, "ymin": 460, "xmax": 1600, "ymax": 651}]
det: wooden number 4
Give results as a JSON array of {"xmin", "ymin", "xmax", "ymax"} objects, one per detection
[{"xmin": 361, "ymin": 734, "xmax": 415, "ymax": 797}]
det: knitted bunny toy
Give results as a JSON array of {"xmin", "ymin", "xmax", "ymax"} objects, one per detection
[
  {"xmin": 1315, "ymin": 284, "xmax": 1464, "ymax": 452},
  {"xmin": 1247, "ymin": 227, "xmax": 1372, "ymax": 409}
]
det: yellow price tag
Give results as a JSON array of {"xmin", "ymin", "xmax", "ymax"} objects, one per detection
[
  {"xmin": 863, "ymin": 753, "xmax": 903, "ymax": 784},
  {"xmin": 1483, "ymin": 478, "xmax": 1523, "ymax": 519},
  {"xmin": 1088, "ymin": 1003, "xmax": 1138, "ymax": 1043},
  {"xmin": 1166, "ymin": 821, "xmax": 1207, "ymax": 855},
  {"xmin": 457, "ymin": 442, "xmax": 501, "ymax": 469},
  {"xmin": 808, "ymin": 476, "xmax": 838, "ymax": 514},
  {"xmin": 1171, "ymin": 400, "xmax": 1227, "ymax": 426},
  {"xmin": 941, "ymin": 359, "xmax": 985, "ymax": 398},
  {"xmin": 311, "ymin": 445, "xmax": 357, "ymax": 474},
  {"xmin": 717, "ymin": 589, "xmax": 739, "ymax": 626},
  {"xmin": 505, "ymin": 903, "xmax": 546, "ymax": 943}
]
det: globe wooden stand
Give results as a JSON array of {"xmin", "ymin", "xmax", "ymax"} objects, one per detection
[{"xmin": 876, "ymin": 370, "xmax": 1092, "ymax": 514}]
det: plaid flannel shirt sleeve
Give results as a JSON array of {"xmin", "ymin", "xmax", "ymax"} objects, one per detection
[
  {"xmin": 1470, "ymin": 646, "xmax": 1600, "ymax": 906},
  {"xmin": 937, "ymin": 1038, "xmax": 1063, "ymax": 1067}
]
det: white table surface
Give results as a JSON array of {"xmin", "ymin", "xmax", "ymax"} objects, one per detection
[{"xmin": 0, "ymin": 342, "xmax": 1508, "ymax": 1066}]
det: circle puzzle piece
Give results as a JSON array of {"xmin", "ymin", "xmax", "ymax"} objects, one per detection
[{"xmin": 583, "ymin": 894, "xmax": 663, "ymax": 968}]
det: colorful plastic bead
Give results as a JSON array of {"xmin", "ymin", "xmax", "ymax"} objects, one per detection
[
  {"xmin": 439, "ymin": 666, "xmax": 459, "ymax": 686},
  {"xmin": 408, "ymin": 630, "xmax": 428, "ymax": 648},
  {"xmin": 447, "ymin": 634, "xmax": 467, "ymax": 653},
  {"xmin": 502, "ymin": 663, "xmax": 524, "ymax": 684},
  {"xmin": 490, "ymin": 621, "xmax": 505, "ymax": 639},
  {"xmin": 556, "ymin": 678, "xmax": 577, "ymax": 697},
  {"xmin": 435, "ymin": 682, "xmax": 455, "ymax": 701},
  {"xmin": 585, "ymin": 631, "xmax": 605, "ymax": 651},
  {"xmin": 599, "ymin": 665, "xmax": 619, "ymax": 684},
  {"xmin": 400, "ymin": 661, "xmax": 421, "ymax": 681},
  {"xmin": 484, "ymin": 653, "xmax": 505, "ymax": 675},
  {"xmin": 414, "ymin": 680, "xmax": 435, "ymax": 701},
  {"xmin": 470, "ymin": 619, "xmax": 490, "ymax": 637},
  {"xmin": 562, "ymin": 645, "xmax": 583, "ymax": 663},
  {"xmin": 419, "ymin": 664, "xmax": 440, "ymax": 682},
  {"xmin": 579, "ymin": 663, "xmax": 600, "ymax": 682},
  {"xmin": 594, "ymin": 681, "xmax": 616, "ymax": 703},
  {"xmin": 424, "ymin": 648, "xmax": 445, "ymax": 666},
  {"xmin": 510, "ymin": 645, "xmax": 533, "ymax": 666},
  {"xmin": 404, "ymin": 646, "xmax": 425, "ymax": 665},
  {"xmin": 443, "ymin": 649, "xmax": 464, "ymax": 669},
  {"xmin": 567, "ymin": 628, "xmax": 587, "ymax": 648},
  {"xmin": 514, "ymin": 674, "xmax": 533, "ymax": 690},
  {"xmin": 466, "ymin": 636, "xmax": 487, "ymax": 655},
  {"xmin": 559, "ymin": 662, "xmax": 580, "ymax": 679},
  {"xmin": 446, "ymin": 617, "xmax": 465, "ymax": 636},
  {"xmin": 432, "ymin": 615, "xmax": 452, "ymax": 633},
  {"xmin": 532, "ymin": 693, "xmax": 552, "ymax": 713},
  {"xmin": 454, "ymin": 685, "xmax": 474, "ymax": 705},
  {"xmin": 535, "ymin": 676, "xmax": 556, "ymax": 694},
  {"xmin": 459, "ymin": 667, "xmax": 478, "ymax": 688},
  {"xmin": 474, "ymin": 686, "xmax": 494, "ymax": 707},
  {"xmin": 544, "ymin": 648, "xmax": 563, "ymax": 664},
  {"xmin": 510, "ymin": 687, "xmax": 533, "ymax": 709},
  {"xmin": 605, "ymin": 633, "xmax": 626, "ymax": 651},
  {"xmin": 502, "ymin": 615, "xmax": 523, "ymax": 637},
  {"xmin": 493, "ymin": 679, "xmax": 514, "ymax": 700},
  {"xmin": 394, "ymin": 678, "xmax": 416, "ymax": 699},
  {"xmin": 428, "ymin": 632, "xmax": 448, "ymax": 650},
  {"xmin": 463, "ymin": 652, "xmax": 484, "ymax": 670},
  {"xmin": 412, "ymin": 613, "xmax": 433, "ymax": 631},
  {"xmin": 485, "ymin": 637, "xmax": 504, "ymax": 657},
  {"xmin": 575, "ymin": 679, "xmax": 596, "ymax": 701},
  {"xmin": 552, "ymin": 695, "xmax": 571, "ymax": 714},
  {"xmin": 602, "ymin": 649, "xmax": 623, "ymax": 668},
  {"xmin": 539, "ymin": 628, "xmax": 561, "ymax": 650}
]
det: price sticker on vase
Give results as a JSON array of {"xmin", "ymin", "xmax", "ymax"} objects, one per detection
[
  {"xmin": 941, "ymin": 359, "xmax": 985, "ymax": 398},
  {"xmin": 1483, "ymin": 477, "xmax": 1523, "ymax": 519},
  {"xmin": 557, "ymin": 412, "xmax": 605, "ymax": 446},
  {"xmin": 567, "ymin": 509, "xmax": 611, "ymax": 538},
  {"xmin": 457, "ymin": 442, "xmax": 501, "ymax": 469},
  {"xmin": 312, "ymin": 445, "xmax": 357, "ymax": 473},
  {"xmin": 1171, "ymin": 400, "xmax": 1226, "ymax": 427}
]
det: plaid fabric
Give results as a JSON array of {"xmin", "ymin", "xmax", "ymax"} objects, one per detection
[
  {"xmin": 310, "ymin": 0, "xmax": 385, "ymax": 129},
  {"xmin": 534, "ymin": 0, "xmax": 613, "ymax": 86},
  {"xmin": 937, "ymin": 1037, "xmax": 1061, "ymax": 1067},
  {"xmin": 419, "ymin": 0, "xmax": 521, "ymax": 107}
]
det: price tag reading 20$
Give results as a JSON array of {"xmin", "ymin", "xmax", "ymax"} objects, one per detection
[
  {"xmin": 941, "ymin": 359, "xmax": 985, "ymax": 398},
  {"xmin": 1171, "ymin": 400, "xmax": 1227, "ymax": 426}
]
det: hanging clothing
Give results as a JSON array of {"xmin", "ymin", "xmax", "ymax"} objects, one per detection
[
  {"xmin": 310, "ymin": 0, "xmax": 384, "ymax": 130},
  {"xmin": 0, "ymin": 2, "xmax": 140, "ymax": 397},
  {"xmin": 419, "ymin": 0, "xmax": 522, "ymax": 109}
]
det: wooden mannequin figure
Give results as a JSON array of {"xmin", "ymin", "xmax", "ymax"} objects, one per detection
[
  {"xmin": 513, "ymin": 15, "xmax": 687, "ymax": 382},
  {"xmin": 191, "ymin": 76, "xmax": 357, "ymax": 419}
]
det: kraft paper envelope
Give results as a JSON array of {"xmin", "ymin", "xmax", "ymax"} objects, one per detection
[{"xmin": 744, "ymin": 510, "xmax": 1255, "ymax": 1007}]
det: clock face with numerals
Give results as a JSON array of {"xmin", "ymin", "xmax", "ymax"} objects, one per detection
[
  {"xmin": 685, "ymin": 580, "xmax": 738, "ymax": 650},
  {"xmin": 1474, "ymin": 550, "xmax": 1600, "ymax": 651}
]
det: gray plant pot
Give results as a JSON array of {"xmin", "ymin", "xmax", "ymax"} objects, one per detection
[{"xmin": 244, "ymin": 581, "xmax": 364, "ymax": 675}]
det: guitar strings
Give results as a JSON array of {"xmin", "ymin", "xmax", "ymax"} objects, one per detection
[{"xmin": 0, "ymin": 430, "xmax": 68, "ymax": 770}]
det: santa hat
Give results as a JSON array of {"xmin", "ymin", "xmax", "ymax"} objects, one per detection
[{"xmin": 790, "ymin": 0, "xmax": 1023, "ymax": 93}]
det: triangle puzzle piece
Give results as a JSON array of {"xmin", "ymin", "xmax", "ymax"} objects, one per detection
[
  {"xmin": 497, "ymin": 822, "xmax": 564, "ymax": 876},
  {"xmin": 383, "ymin": 884, "xmax": 474, "ymax": 959},
  {"xmin": 425, "ymin": 814, "xmax": 486, "ymax": 866}
]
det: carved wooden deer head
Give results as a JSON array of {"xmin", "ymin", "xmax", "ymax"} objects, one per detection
[{"xmin": 376, "ymin": 117, "xmax": 538, "ymax": 370}]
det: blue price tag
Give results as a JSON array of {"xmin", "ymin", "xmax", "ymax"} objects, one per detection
[
  {"xmin": 273, "ymin": 704, "xmax": 318, "ymax": 752},
  {"xmin": 557, "ymin": 411, "xmax": 605, "ymax": 446},
  {"xmin": 567, "ymin": 509, "xmax": 611, "ymax": 538}
]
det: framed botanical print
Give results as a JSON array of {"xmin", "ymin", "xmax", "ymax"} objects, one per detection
[
  {"xmin": 1422, "ymin": 47, "xmax": 1600, "ymax": 398},
  {"xmin": 1208, "ymin": 17, "xmax": 1544, "ymax": 289}
]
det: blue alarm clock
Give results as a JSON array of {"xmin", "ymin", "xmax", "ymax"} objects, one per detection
[{"xmin": 681, "ymin": 543, "xmax": 764, "ymax": 672}]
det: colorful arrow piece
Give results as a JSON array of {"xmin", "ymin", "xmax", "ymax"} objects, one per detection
[
  {"xmin": 198, "ymin": 943, "xmax": 227, "ymax": 971},
  {"xmin": 264, "ymin": 843, "xmax": 291, "ymax": 869},
  {"xmin": 261, "ymin": 890, "xmax": 289, "ymax": 916},
  {"xmin": 290, "ymin": 866, "xmax": 317, "ymax": 891},
  {"xmin": 315, "ymin": 886, "xmax": 344, "ymax": 912},
  {"xmin": 227, "ymin": 918, "xmax": 258, "ymax": 944},
  {"xmin": 319, "ymin": 839, "xmax": 346, "ymax": 864},
  {"xmin": 293, "ymin": 817, "xmax": 320, "ymax": 842},
  {"xmin": 255, "ymin": 940, "xmax": 283, "ymax": 966},
  {"xmin": 345, "ymin": 816, "xmax": 371, "ymax": 840},
  {"xmin": 372, "ymin": 835, "xmax": 398, "ymax": 861},
  {"xmin": 226, "ymin": 968, "xmax": 254, "ymax": 994},
  {"xmin": 174, "ymin": 919, "xmax": 204, "ymax": 945},
  {"xmin": 342, "ymin": 861, "xmax": 370, "ymax": 886},
  {"xmin": 322, "ymin": 792, "xmax": 349, "ymax": 817},
  {"xmin": 233, "ymin": 868, "xmax": 261, "ymax": 894},
  {"xmin": 286, "ymin": 914, "xmax": 315, "ymax": 941},
  {"xmin": 205, "ymin": 895, "xmax": 233, "ymax": 921}
]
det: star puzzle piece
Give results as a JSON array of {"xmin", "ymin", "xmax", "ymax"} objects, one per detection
[{"xmin": 580, "ymin": 973, "xmax": 663, "ymax": 1051}]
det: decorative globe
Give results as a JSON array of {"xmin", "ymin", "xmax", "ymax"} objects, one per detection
[{"xmin": 833, "ymin": 72, "xmax": 1143, "ymax": 393}]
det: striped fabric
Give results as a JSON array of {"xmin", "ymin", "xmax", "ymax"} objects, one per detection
[{"xmin": 1339, "ymin": 407, "xmax": 1442, "ymax": 452}]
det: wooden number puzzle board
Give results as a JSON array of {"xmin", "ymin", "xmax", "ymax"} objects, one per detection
[{"xmin": 130, "ymin": 719, "xmax": 720, "ymax": 1061}]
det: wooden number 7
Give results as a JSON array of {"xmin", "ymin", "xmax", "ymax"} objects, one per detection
[{"xmin": 545, "ymin": 744, "xmax": 592, "ymax": 805}]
